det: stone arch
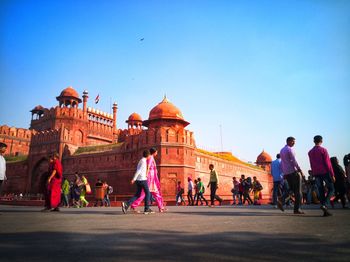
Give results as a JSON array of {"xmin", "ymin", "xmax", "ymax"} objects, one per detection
[
  {"xmin": 75, "ymin": 129, "xmax": 84, "ymax": 144},
  {"xmin": 30, "ymin": 157, "xmax": 50, "ymax": 194}
]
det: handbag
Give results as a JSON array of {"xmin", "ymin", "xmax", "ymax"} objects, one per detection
[{"xmin": 85, "ymin": 183, "xmax": 92, "ymax": 194}]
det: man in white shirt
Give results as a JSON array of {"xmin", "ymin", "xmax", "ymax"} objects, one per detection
[
  {"xmin": 121, "ymin": 150, "xmax": 154, "ymax": 214},
  {"xmin": 0, "ymin": 142, "xmax": 7, "ymax": 193}
]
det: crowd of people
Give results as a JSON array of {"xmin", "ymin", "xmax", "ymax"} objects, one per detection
[
  {"xmin": 1, "ymin": 137, "xmax": 350, "ymax": 217},
  {"xmin": 60, "ymin": 175, "xmax": 113, "ymax": 209},
  {"xmin": 271, "ymin": 136, "xmax": 350, "ymax": 217},
  {"xmin": 178, "ymin": 173, "xmax": 264, "ymax": 207}
]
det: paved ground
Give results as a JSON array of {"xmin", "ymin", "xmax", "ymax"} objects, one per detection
[{"xmin": 0, "ymin": 204, "xmax": 349, "ymax": 262}]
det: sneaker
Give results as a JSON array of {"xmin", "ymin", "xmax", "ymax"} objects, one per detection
[
  {"xmin": 50, "ymin": 207, "xmax": 60, "ymax": 212},
  {"xmin": 321, "ymin": 205, "xmax": 332, "ymax": 217},
  {"xmin": 293, "ymin": 210, "xmax": 305, "ymax": 215},
  {"xmin": 121, "ymin": 202, "xmax": 127, "ymax": 214},
  {"xmin": 144, "ymin": 209, "xmax": 155, "ymax": 214},
  {"xmin": 320, "ymin": 205, "xmax": 327, "ymax": 212}
]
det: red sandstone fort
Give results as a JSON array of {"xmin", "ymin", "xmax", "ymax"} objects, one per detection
[{"xmin": 1, "ymin": 87, "xmax": 273, "ymax": 202}]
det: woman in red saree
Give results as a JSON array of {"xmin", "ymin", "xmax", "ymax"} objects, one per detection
[{"xmin": 43, "ymin": 153, "xmax": 63, "ymax": 211}]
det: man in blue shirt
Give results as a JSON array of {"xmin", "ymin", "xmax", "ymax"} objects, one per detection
[{"xmin": 271, "ymin": 154, "xmax": 283, "ymax": 211}]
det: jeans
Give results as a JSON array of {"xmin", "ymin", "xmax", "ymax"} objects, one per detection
[
  {"xmin": 126, "ymin": 180, "xmax": 150, "ymax": 211},
  {"xmin": 232, "ymin": 192, "xmax": 240, "ymax": 204},
  {"xmin": 62, "ymin": 193, "xmax": 69, "ymax": 207},
  {"xmin": 285, "ymin": 172, "xmax": 302, "ymax": 212},
  {"xmin": 176, "ymin": 193, "xmax": 185, "ymax": 205},
  {"xmin": 196, "ymin": 192, "xmax": 207, "ymax": 205},
  {"xmin": 104, "ymin": 195, "xmax": 111, "ymax": 207},
  {"xmin": 314, "ymin": 173, "xmax": 335, "ymax": 207},
  {"xmin": 272, "ymin": 181, "xmax": 281, "ymax": 205}
]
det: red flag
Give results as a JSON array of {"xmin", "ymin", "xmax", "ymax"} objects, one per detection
[{"xmin": 95, "ymin": 94, "xmax": 100, "ymax": 104}]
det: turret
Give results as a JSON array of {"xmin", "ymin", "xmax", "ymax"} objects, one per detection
[
  {"xmin": 82, "ymin": 90, "xmax": 88, "ymax": 113},
  {"xmin": 112, "ymin": 102, "xmax": 118, "ymax": 132}
]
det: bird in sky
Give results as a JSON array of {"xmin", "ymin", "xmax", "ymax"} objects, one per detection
[{"xmin": 140, "ymin": 38, "xmax": 144, "ymax": 41}]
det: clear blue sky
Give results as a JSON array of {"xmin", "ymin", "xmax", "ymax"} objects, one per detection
[{"xmin": 1, "ymin": 0, "xmax": 349, "ymax": 173}]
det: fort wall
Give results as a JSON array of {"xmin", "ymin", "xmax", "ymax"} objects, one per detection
[{"xmin": 0, "ymin": 125, "xmax": 33, "ymax": 156}]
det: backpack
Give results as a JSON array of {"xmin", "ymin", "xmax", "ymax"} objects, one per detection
[{"xmin": 107, "ymin": 185, "xmax": 113, "ymax": 194}]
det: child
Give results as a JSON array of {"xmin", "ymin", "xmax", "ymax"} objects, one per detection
[{"xmin": 175, "ymin": 181, "xmax": 186, "ymax": 206}]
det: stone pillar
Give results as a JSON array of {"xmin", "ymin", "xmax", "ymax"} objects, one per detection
[
  {"xmin": 112, "ymin": 102, "xmax": 118, "ymax": 131},
  {"xmin": 82, "ymin": 90, "xmax": 88, "ymax": 113}
]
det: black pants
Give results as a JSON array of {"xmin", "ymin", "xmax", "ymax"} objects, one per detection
[
  {"xmin": 285, "ymin": 172, "xmax": 302, "ymax": 212},
  {"xmin": 187, "ymin": 190, "xmax": 194, "ymax": 205},
  {"xmin": 210, "ymin": 182, "xmax": 222, "ymax": 205},
  {"xmin": 243, "ymin": 190, "xmax": 253, "ymax": 204},
  {"xmin": 196, "ymin": 192, "xmax": 208, "ymax": 205}
]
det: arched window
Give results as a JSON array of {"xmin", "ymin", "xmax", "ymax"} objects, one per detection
[{"xmin": 166, "ymin": 130, "xmax": 169, "ymax": 142}]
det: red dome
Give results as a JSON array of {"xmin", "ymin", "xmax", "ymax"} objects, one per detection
[
  {"xmin": 59, "ymin": 86, "xmax": 80, "ymax": 98},
  {"xmin": 31, "ymin": 105, "xmax": 44, "ymax": 112},
  {"xmin": 56, "ymin": 86, "xmax": 82, "ymax": 103},
  {"xmin": 148, "ymin": 96, "xmax": 184, "ymax": 121},
  {"xmin": 256, "ymin": 150, "xmax": 272, "ymax": 163},
  {"xmin": 126, "ymin": 112, "xmax": 142, "ymax": 123}
]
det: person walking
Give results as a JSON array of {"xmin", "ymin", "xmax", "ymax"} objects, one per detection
[
  {"xmin": 187, "ymin": 177, "xmax": 194, "ymax": 206},
  {"xmin": 242, "ymin": 176, "xmax": 253, "ymax": 205},
  {"xmin": 344, "ymin": 153, "xmax": 350, "ymax": 179},
  {"xmin": 0, "ymin": 142, "xmax": 7, "ymax": 195},
  {"xmin": 175, "ymin": 181, "xmax": 186, "ymax": 206},
  {"xmin": 207, "ymin": 164, "xmax": 222, "ymax": 207},
  {"xmin": 308, "ymin": 135, "xmax": 335, "ymax": 216},
  {"xmin": 330, "ymin": 156, "xmax": 347, "ymax": 208},
  {"xmin": 104, "ymin": 182, "xmax": 113, "ymax": 207},
  {"xmin": 238, "ymin": 176, "xmax": 244, "ymax": 205},
  {"xmin": 79, "ymin": 175, "xmax": 89, "ymax": 207},
  {"xmin": 61, "ymin": 177, "xmax": 70, "ymax": 208},
  {"xmin": 231, "ymin": 177, "xmax": 240, "ymax": 205},
  {"xmin": 280, "ymin": 137, "xmax": 304, "ymax": 214},
  {"xmin": 252, "ymin": 176, "xmax": 263, "ymax": 205},
  {"xmin": 195, "ymin": 177, "xmax": 208, "ymax": 205},
  {"xmin": 43, "ymin": 153, "xmax": 63, "ymax": 212},
  {"xmin": 193, "ymin": 179, "xmax": 201, "ymax": 205},
  {"xmin": 307, "ymin": 137, "xmax": 333, "ymax": 212},
  {"xmin": 130, "ymin": 148, "xmax": 166, "ymax": 212},
  {"xmin": 270, "ymin": 154, "xmax": 284, "ymax": 210},
  {"xmin": 122, "ymin": 150, "xmax": 154, "ymax": 214}
]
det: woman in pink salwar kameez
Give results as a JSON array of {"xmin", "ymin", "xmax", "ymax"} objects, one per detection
[{"xmin": 131, "ymin": 148, "xmax": 166, "ymax": 212}]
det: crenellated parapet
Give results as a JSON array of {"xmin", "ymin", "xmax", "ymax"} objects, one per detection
[
  {"xmin": 28, "ymin": 128, "xmax": 62, "ymax": 157},
  {"xmin": 0, "ymin": 125, "xmax": 33, "ymax": 140},
  {"xmin": 30, "ymin": 129, "xmax": 60, "ymax": 145},
  {"xmin": 30, "ymin": 106, "xmax": 86, "ymax": 131},
  {"xmin": 87, "ymin": 107, "xmax": 114, "ymax": 126},
  {"xmin": 0, "ymin": 125, "xmax": 34, "ymax": 156}
]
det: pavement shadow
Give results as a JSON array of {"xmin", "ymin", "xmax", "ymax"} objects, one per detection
[{"xmin": 0, "ymin": 230, "xmax": 349, "ymax": 262}]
